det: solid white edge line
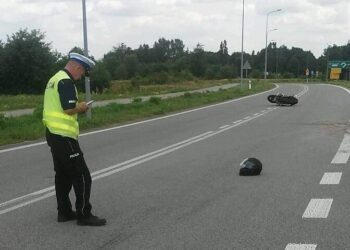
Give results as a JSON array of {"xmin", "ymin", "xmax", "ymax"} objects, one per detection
[
  {"xmin": 0, "ymin": 84, "xmax": 280, "ymax": 154},
  {"xmin": 0, "ymin": 106, "xmax": 278, "ymax": 215}
]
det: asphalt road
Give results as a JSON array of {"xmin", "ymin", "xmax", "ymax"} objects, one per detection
[{"xmin": 1, "ymin": 83, "xmax": 350, "ymax": 250}]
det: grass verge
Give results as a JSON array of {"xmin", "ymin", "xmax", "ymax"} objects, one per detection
[{"xmin": 0, "ymin": 82, "xmax": 274, "ymax": 146}]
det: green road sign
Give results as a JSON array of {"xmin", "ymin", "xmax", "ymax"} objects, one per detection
[{"xmin": 328, "ymin": 61, "xmax": 350, "ymax": 69}]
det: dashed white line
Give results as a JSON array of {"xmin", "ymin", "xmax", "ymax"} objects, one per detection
[
  {"xmin": 302, "ymin": 199, "xmax": 333, "ymax": 218},
  {"xmin": 243, "ymin": 116, "xmax": 251, "ymax": 120},
  {"xmin": 285, "ymin": 244, "xmax": 317, "ymax": 250},
  {"xmin": 253, "ymin": 113, "xmax": 259, "ymax": 116},
  {"xmin": 331, "ymin": 134, "xmax": 350, "ymax": 164},
  {"xmin": 320, "ymin": 172, "xmax": 342, "ymax": 185}
]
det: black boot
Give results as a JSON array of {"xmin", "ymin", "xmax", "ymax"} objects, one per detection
[
  {"xmin": 77, "ymin": 213, "xmax": 106, "ymax": 226},
  {"xmin": 57, "ymin": 211, "xmax": 77, "ymax": 222}
]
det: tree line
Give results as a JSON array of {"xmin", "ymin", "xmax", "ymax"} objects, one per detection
[{"xmin": 0, "ymin": 29, "xmax": 349, "ymax": 95}]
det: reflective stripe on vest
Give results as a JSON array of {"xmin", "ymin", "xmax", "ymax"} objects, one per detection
[{"xmin": 43, "ymin": 70, "xmax": 79, "ymax": 139}]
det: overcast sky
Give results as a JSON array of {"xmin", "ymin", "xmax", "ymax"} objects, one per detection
[{"xmin": 0, "ymin": 0, "xmax": 349, "ymax": 59}]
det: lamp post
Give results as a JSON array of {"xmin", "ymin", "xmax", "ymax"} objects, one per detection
[
  {"xmin": 264, "ymin": 9, "xmax": 281, "ymax": 80},
  {"xmin": 240, "ymin": 0, "xmax": 245, "ymax": 87},
  {"xmin": 82, "ymin": 0, "xmax": 92, "ymax": 119}
]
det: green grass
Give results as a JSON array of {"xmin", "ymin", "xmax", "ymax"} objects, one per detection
[
  {"xmin": 0, "ymin": 82, "xmax": 274, "ymax": 146},
  {"xmin": 2, "ymin": 78, "xmax": 348, "ymax": 112},
  {"xmin": 0, "ymin": 94, "xmax": 43, "ymax": 111},
  {"xmin": 0, "ymin": 79, "xmax": 236, "ymax": 112}
]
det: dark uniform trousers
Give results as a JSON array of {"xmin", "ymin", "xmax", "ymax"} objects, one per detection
[{"xmin": 46, "ymin": 129, "xmax": 92, "ymax": 218}]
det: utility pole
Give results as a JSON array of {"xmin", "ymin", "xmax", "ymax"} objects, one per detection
[
  {"xmin": 82, "ymin": 0, "xmax": 92, "ymax": 119},
  {"xmin": 326, "ymin": 45, "xmax": 330, "ymax": 82},
  {"xmin": 240, "ymin": 0, "xmax": 245, "ymax": 87}
]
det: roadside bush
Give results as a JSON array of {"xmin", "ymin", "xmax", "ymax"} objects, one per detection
[
  {"xmin": 130, "ymin": 75, "xmax": 143, "ymax": 90},
  {"xmin": 150, "ymin": 71, "xmax": 170, "ymax": 84},
  {"xmin": 0, "ymin": 114, "xmax": 6, "ymax": 129},
  {"xmin": 32, "ymin": 103, "xmax": 43, "ymax": 120},
  {"xmin": 149, "ymin": 96, "xmax": 162, "ymax": 104},
  {"xmin": 177, "ymin": 70, "xmax": 194, "ymax": 81},
  {"xmin": 184, "ymin": 92, "xmax": 193, "ymax": 98},
  {"xmin": 282, "ymin": 72, "xmax": 294, "ymax": 79},
  {"xmin": 132, "ymin": 97, "xmax": 142, "ymax": 103},
  {"xmin": 250, "ymin": 69, "xmax": 261, "ymax": 79}
]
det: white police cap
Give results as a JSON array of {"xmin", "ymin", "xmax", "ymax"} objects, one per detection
[{"xmin": 69, "ymin": 52, "xmax": 95, "ymax": 71}]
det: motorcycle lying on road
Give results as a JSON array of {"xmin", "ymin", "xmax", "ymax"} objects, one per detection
[{"xmin": 267, "ymin": 93, "xmax": 298, "ymax": 106}]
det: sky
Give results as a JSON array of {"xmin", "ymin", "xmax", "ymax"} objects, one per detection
[{"xmin": 0, "ymin": 0, "xmax": 349, "ymax": 60}]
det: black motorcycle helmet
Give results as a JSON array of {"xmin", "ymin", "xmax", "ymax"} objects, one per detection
[{"xmin": 239, "ymin": 158, "xmax": 262, "ymax": 176}]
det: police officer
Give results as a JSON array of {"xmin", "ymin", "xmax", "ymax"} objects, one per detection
[{"xmin": 43, "ymin": 52, "xmax": 106, "ymax": 226}]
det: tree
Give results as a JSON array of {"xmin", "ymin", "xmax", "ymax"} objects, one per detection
[
  {"xmin": 1, "ymin": 29, "xmax": 57, "ymax": 94},
  {"xmin": 218, "ymin": 40, "xmax": 229, "ymax": 65},
  {"xmin": 153, "ymin": 38, "xmax": 171, "ymax": 62},
  {"xmin": 90, "ymin": 62, "xmax": 111, "ymax": 94},
  {"xmin": 190, "ymin": 43, "xmax": 206, "ymax": 77},
  {"xmin": 103, "ymin": 43, "xmax": 132, "ymax": 79},
  {"xmin": 124, "ymin": 54, "xmax": 139, "ymax": 78},
  {"xmin": 169, "ymin": 39, "xmax": 185, "ymax": 60}
]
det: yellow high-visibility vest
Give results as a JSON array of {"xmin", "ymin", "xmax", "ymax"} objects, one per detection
[{"xmin": 42, "ymin": 70, "xmax": 79, "ymax": 139}]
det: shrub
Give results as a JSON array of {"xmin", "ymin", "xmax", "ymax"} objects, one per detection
[
  {"xmin": 32, "ymin": 103, "xmax": 43, "ymax": 120},
  {"xmin": 183, "ymin": 92, "xmax": 193, "ymax": 98},
  {"xmin": 132, "ymin": 97, "xmax": 142, "ymax": 103},
  {"xmin": 282, "ymin": 72, "xmax": 294, "ymax": 79},
  {"xmin": 149, "ymin": 96, "xmax": 162, "ymax": 104}
]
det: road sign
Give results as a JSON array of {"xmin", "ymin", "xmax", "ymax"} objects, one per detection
[
  {"xmin": 306, "ymin": 68, "xmax": 309, "ymax": 76},
  {"xmin": 328, "ymin": 61, "xmax": 350, "ymax": 69},
  {"xmin": 243, "ymin": 61, "xmax": 252, "ymax": 70}
]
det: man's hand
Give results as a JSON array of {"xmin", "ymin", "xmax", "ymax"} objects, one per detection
[
  {"xmin": 64, "ymin": 102, "xmax": 89, "ymax": 115},
  {"xmin": 76, "ymin": 102, "xmax": 89, "ymax": 113}
]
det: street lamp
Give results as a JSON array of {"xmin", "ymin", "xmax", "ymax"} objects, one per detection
[
  {"xmin": 264, "ymin": 8, "xmax": 281, "ymax": 80},
  {"xmin": 240, "ymin": 0, "xmax": 245, "ymax": 87},
  {"xmin": 82, "ymin": 0, "xmax": 92, "ymax": 119}
]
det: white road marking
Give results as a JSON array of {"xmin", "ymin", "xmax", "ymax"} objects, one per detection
[
  {"xmin": 0, "ymin": 106, "xmax": 279, "ymax": 215},
  {"xmin": 0, "ymin": 131, "xmax": 214, "ymax": 209},
  {"xmin": 331, "ymin": 134, "xmax": 350, "ymax": 164},
  {"xmin": 253, "ymin": 113, "xmax": 259, "ymax": 116},
  {"xmin": 219, "ymin": 125, "xmax": 230, "ymax": 129},
  {"xmin": 0, "ymin": 192, "xmax": 55, "ymax": 215},
  {"xmin": 294, "ymin": 85, "xmax": 309, "ymax": 98},
  {"xmin": 302, "ymin": 199, "xmax": 333, "ymax": 218},
  {"xmin": 285, "ymin": 244, "xmax": 317, "ymax": 250},
  {"xmin": 319, "ymin": 172, "xmax": 342, "ymax": 185},
  {"xmin": 0, "ymin": 86, "xmax": 279, "ymax": 154},
  {"xmin": 243, "ymin": 116, "xmax": 251, "ymax": 120},
  {"xmin": 0, "ymin": 84, "xmax": 311, "ymax": 215}
]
